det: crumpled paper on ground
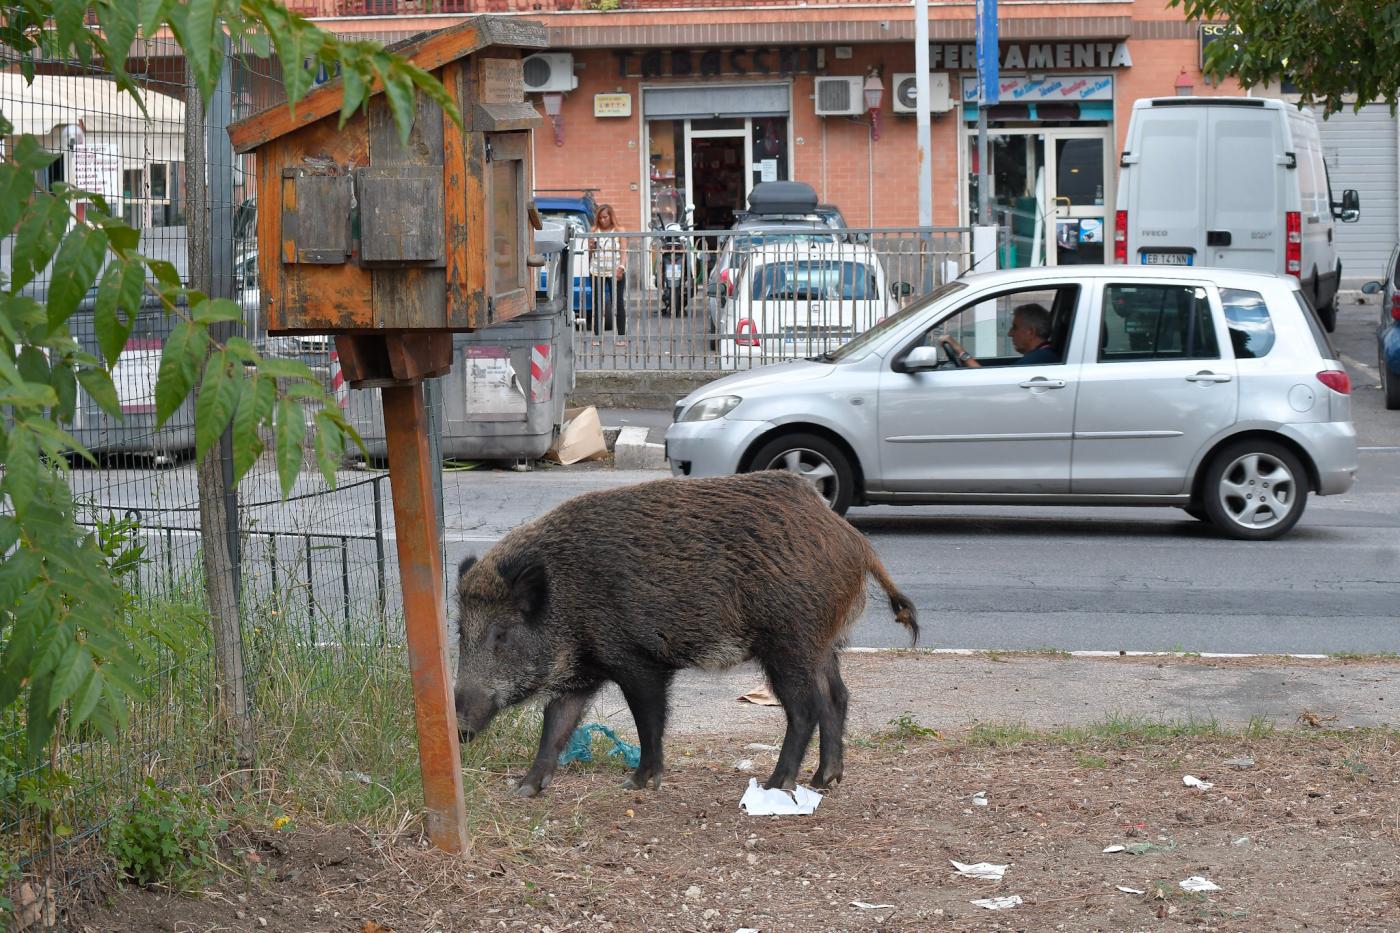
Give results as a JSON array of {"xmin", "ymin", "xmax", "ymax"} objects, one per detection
[
  {"xmin": 739, "ymin": 778, "xmax": 822, "ymax": 815},
  {"xmin": 1183, "ymin": 774, "xmax": 1215, "ymax": 790},
  {"xmin": 970, "ymin": 895, "xmax": 1022, "ymax": 910},
  {"xmin": 1180, "ymin": 876, "xmax": 1222, "ymax": 892},
  {"xmin": 738, "ymin": 684, "xmax": 781, "ymax": 706},
  {"xmin": 950, "ymin": 860, "xmax": 1010, "ymax": 880}
]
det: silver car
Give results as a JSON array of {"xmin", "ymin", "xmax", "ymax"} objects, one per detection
[{"xmin": 666, "ymin": 266, "xmax": 1357, "ymax": 540}]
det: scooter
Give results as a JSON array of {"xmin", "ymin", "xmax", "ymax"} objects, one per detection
[{"xmin": 652, "ymin": 193, "xmax": 695, "ymax": 318}]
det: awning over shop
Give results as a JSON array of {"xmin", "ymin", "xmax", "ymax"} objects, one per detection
[
  {"xmin": 643, "ymin": 83, "xmax": 788, "ymax": 121},
  {"xmin": 0, "ymin": 73, "xmax": 185, "ymax": 137}
]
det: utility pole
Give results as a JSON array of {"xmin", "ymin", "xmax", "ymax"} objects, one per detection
[
  {"xmin": 976, "ymin": 0, "xmax": 999, "ymax": 226},
  {"xmin": 913, "ymin": 0, "xmax": 932, "ymax": 227}
]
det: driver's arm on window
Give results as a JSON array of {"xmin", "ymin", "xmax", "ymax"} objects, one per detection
[{"xmin": 939, "ymin": 335, "xmax": 982, "ymax": 368}]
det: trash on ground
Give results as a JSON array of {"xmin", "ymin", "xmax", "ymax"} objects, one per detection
[
  {"xmin": 970, "ymin": 895, "xmax": 1022, "ymax": 910},
  {"xmin": 557, "ymin": 723, "xmax": 641, "ymax": 769},
  {"xmin": 1102, "ymin": 844, "xmax": 1126, "ymax": 854},
  {"xmin": 545, "ymin": 406, "xmax": 608, "ymax": 464},
  {"xmin": 1116, "ymin": 885, "xmax": 1146, "ymax": 895},
  {"xmin": 1125, "ymin": 842, "xmax": 1165, "ymax": 855},
  {"xmin": 1232, "ymin": 836, "xmax": 1250, "ymax": 846},
  {"xmin": 971, "ymin": 791, "xmax": 989, "ymax": 806},
  {"xmin": 850, "ymin": 901, "xmax": 895, "ymax": 910},
  {"xmin": 1224, "ymin": 756, "xmax": 1256, "ymax": 769},
  {"xmin": 734, "ymin": 758, "xmax": 755, "ymax": 772},
  {"xmin": 745, "ymin": 742, "xmax": 779, "ymax": 751},
  {"xmin": 1179, "ymin": 876, "xmax": 1222, "ymax": 893},
  {"xmin": 950, "ymin": 860, "xmax": 1009, "ymax": 880},
  {"xmin": 736, "ymin": 928, "xmax": 760, "ymax": 933},
  {"xmin": 739, "ymin": 778, "xmax": 822, "ymax": 816},
  {"xmin": 1183, "ymin": 774, "xmax": 1215, "ymax": 790},
  {"xmin": 738, "ymin": 684, "xmax": 781, "ymax": 706},
  {"xmin": 1297, "ymin": 709, "xmax": 1337, "ymax": 728}
]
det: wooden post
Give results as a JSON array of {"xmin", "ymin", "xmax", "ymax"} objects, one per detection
[{"xmin": 381, "ymin": 380, "xmax": 468, "ymax": 852}]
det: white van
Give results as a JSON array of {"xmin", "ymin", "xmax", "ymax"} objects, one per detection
[{"xmin": 1115, "ymin": 97, "xmax": 1360, "ymax": 331}]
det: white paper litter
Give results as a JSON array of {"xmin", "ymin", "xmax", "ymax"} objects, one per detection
[
  {"xmin": 971, "ymin": 791, "xmax": 989, "ymax": 806},
  {"xmin": 736, "ymin": 928, "xmax": 760, "ymax": 933},
  {"xmin": 950, "ymin": 860, "xmax": 1009, "ymax": 880},
  {"xmin": 734, "ymin": 759, "xmax": 754, "ymax": 772},
  {"xmin": 745, "ymin": 743, "xmax": 779, "ymax": 751},
  {"xmin": 1183, "ymin": 774, "xmax": 1215, "ymax": 790},
  {"xmin": 1116, "ymin": 885, "xmax": 1146, "ymax": 895},
  {"xmin": 1102, "ymin": 845, "xmax": 1126, "ymax": 854},
  {"xmin": 739, "ymin": 778, "xmax": 822, "ymax": 816},
  {"xmin": 1179, "ymin": 876, "xmax": 1222, "ymax": 893},
  {"xmin": 970, "ymin": 895, "xmax": 1022, "ymax": 910},
  {"xmin": 850, "ymin": 901, "xmax": 895, "ymax": 910}
]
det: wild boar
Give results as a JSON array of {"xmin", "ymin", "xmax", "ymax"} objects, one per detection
[{"xmin": 454, "ymin": 471, "xmax": 918, "ymax": 797}]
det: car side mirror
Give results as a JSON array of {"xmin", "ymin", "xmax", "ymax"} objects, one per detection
[
  {"xmin": 901, "ymin": 345, "xmax": 941, "ymax": 372},
  {"xmin": 1337, "ymin": 189, "xmax": 1360, "ymax": 222},
  {"xmin": 1361, "ymin": 281, "xmax": 1383, "ymax": 295},
  {"xmin": 705, "ymin": 281, "xmax": 725, "ymax": 297},
  {"xmin": 890, "ymin": 281, "xmax": 915, "ymax": 299}
]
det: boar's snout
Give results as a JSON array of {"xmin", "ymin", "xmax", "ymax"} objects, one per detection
[{"xmin": 455, "ymin": 685, "xmax": 498, "ymax": 743}]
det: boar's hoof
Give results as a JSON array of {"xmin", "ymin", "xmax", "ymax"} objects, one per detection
[
  {"xmin": 515, "ymin": 774, "xmax": 551, "ymax": 797},
  {"xmin": 763, "ymin": 775, "xmax": 798, "ymax": 793},
  {"xmin": 621, "ymin": 768, "xmax": 663, "ymax": 791},
  {"xmin": 810, "ymin": 769, "xmax": 843, "ymax": 789}
]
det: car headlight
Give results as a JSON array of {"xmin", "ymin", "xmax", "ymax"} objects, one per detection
[{"xmin": 680, "ymin": 395, "xmax": 742, "ymax": 422}]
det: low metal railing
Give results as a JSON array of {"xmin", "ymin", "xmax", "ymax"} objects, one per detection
[{"xmin": 564, "ymin": 226, "xmax": 973, "ymax": 372}]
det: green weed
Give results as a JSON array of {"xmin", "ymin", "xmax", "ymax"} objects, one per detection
[{"xmin": 106, "ymin": 779, "xmax": 225, "ymax": 888}]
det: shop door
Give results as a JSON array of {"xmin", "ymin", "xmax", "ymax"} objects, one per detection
[
  {"xmin": 686, "ymin": 126, "xmax": 749, "ymax": 230},
  {"xmin": 975, "ymin": 130, "xmax": 1110, "ymax": 267}
]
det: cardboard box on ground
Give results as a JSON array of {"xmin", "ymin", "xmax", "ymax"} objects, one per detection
[{"xmin": 546, "ymin": 406, "xmax": 609, "ymax": 464}]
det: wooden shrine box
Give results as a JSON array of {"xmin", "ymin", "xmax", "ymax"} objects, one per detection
[{"xmin": 228, "ymin": 17, "xmax": 546, "ymax": 343}]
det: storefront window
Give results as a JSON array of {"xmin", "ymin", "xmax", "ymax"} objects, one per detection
[{"xmin": 751, "ymin": 117, "xmax": 788, "ymax": 185}]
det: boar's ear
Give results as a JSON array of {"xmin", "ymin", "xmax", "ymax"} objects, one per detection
[
  {"xmin": 496, "ymin": 555, "xmax": 549, "ymax": 625},
  {"xmin": 457, "ymin": 555, "xmax": 478, "ymax": 578}
]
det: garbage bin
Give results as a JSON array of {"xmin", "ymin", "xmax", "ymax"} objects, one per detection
[{"xmin": 344, "ymin": 222, "xmax": 573, "ymax": 462}]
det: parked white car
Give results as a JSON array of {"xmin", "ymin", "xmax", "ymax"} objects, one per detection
[
  {"xmin": 668, "ymin": 265, "xmax": 1357, "ymax": 540},
  {"xmin": 717, "ymin": 242, "xmax": 910, "ymax": 369}
]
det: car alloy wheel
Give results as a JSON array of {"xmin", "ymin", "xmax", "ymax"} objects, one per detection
[
  {"xmin": 1203, "ymin": 440, "xmax": 1308, "ymax": 540},
  {"xmin": 749, "ymin": 432, "xmax": 854, "ymax": 515}
]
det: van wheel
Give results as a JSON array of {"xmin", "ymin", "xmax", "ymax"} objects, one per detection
[
  {"xmin": 1314, "ymin": 286, "xmax": 1337, "ymax": 332},
  {"xmin": 1381, "ymin": 347, "xmax": 1400, "ymax": 410},
  {"xmin": 749, "ymin": 433, "xmax": 854, "ymax": 516},
  {"xmin": 1201, "ymin": 440, "xmax": 1308, "ymax": 540}
]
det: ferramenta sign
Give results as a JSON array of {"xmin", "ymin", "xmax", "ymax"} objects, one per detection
[{"xmin": 930, "ymin": 41, "xmax": 1133, "ymax": 71}]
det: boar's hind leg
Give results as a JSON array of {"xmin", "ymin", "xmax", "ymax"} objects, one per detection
[
  {"xmin": 810, "ymin": 653, "xmax": 849, "ymax": 789},
  {"xmin": 517, "ymin": 688, "xmax": 597, "ymax": 798},
  {"xmin": 616, "ymin": 668, "xmax": 675, "ymax": 791},
  {"xmin": 763, "ymin": 669, "xmax": 826, "ymax": 792}
]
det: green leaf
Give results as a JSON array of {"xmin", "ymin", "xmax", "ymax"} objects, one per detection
[
  {"xmin": 13, "ymin": 136, "xmax": 60, "ymax": 174},
  {"xmin": 26, "ymin": 676, "xmax": 58, "ymax": 764},
  {"xmin": 96, "ymin": 1, "xmax": 139, "ymax": 80},
  {"xmin": 53, "ymin": 0, "xmax": 87, "ymax": 58},
  {"xmin": 313, "ymin": 409, "xmax": 344, "ymax": 485},
  {"xmin": 11, "ymin": 196, "xmax": 69, "ymax": 292},
  {"xmin": 3, "ymin": 425, "xmax": 40, "ymax": 512},
  {"xmin": 191, "ymin": 297, "xmax": 243, "ymax": 325},
  {"xmin": 231, "ymin": 373, "xmax": 273, "ymax": 483},
  {"xmin": 0, "ymin": 162, "xmax": 35, "ymax": 236},
  {"xmin": 69, "ymin": 666, "xmax": 105, "ymax": 729},
  {"xmin": 139, "ymin": 0, "xmax": 169, "ymax": 37},
  {"xmin": 275, "ymin": 397, "xmax": 307, "ymax": 497},
  {"xmin": 224, "ymin": 335, "xmax": 259, "ymax": 362},
  {"xmin": 78, "ymin": 367, "xmax": 122, "ymax": 417},
  {"xmin": 256, "ymin": 356, "xmax": 316, "ymax": 381},
  {"xmin": 185, "ymin": 0, "xmax": 216, "ymax": 93},
  {"xmin": 47, "ymin": 225, "xmax": 109, "ymax": 328},
  {"xmin": 147, "ymin": 258, "xmax": 182, "ymax": 289},
  {"xmin": 194, "ymin": 351, "xmax": 240, "ymax": 460},
  {"xmin": 49, "ymin": 641, "xmax": 92, "ymax": 715},
  {"xmin": 339, "ymin": 63, "xmax": 367, "ymax": 128},
  {"xmin": 154, "ymin": 321, "xmax": 208, "ymax": 427},
  {"xmin": 93, "ymin": 263, "xmax": 132, "ymax": 366},
  {"xmin": 51, "ymin": 355, "xmax": 78, "ymax": 422},
  {"xmin": 382, "ymin": 70, "xmax": 417, "ymax": 146}
]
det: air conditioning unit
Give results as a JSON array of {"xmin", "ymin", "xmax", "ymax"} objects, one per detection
[
  {"xmin": 891, "ymin": 73, "xmax": 953, "ymax": 114},
  {"xmin": 521, "ymin": 53, "xmax": 578, "ymax": 94},
  {"xmin": 813, "ymin": 76, "xmax": 864, "ymax": 116}
]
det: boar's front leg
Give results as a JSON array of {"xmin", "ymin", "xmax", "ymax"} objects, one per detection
[
  {"xmin": 517, "ymin": 688, "xmax": 597, "ymax": 798},
  {"xmin": 616, "ymin": 668, "xmax": 675, "ymax": 791}
]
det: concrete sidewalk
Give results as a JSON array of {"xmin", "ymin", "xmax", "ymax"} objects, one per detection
[{"xmin": 586, "ymin": 653, "xmax": 1399, "ymax": 738}]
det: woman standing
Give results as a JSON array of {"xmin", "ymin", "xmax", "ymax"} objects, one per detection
[{"xmin": 588, "ymin": 203, "xmax": 627, "ymax": 347}]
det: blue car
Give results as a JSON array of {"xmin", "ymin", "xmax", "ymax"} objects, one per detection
[
  {"xmin": 1361, "ymin": 244, "xmax": 1400, "ymax": 410},
  {"xmin": 534, "ymin": 190, "xmax": 597, "ymax": 313}
]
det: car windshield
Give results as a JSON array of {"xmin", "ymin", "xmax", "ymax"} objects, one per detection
[
  {"xmin": 752, "ymin": 260, "xmax": 878, "ymax": 300},
  {"xmin": 819, "ymin": 280, "xmax": 968, "ymax": 362}
]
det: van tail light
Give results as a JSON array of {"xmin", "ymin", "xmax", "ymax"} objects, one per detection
[
  {"xmin": 736, "ymin": 318, "xmax": 759, "ymax": 347},
  {"xmin": 1285, "ymin": 211, "xmax": 1302, "ymax": 277},
  {"xmin": 1316, "ymin": 370, "xmax": 1351, "ymax": 394},
  {"xmin": 1114, "ymin": 211, "xmax": 1128, "ymax": 264},
  {"xmin": 1391, "ymin": 292, "xmax": 1400, "ymax": 322}
]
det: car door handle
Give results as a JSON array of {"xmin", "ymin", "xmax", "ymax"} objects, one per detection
[
  {"xmin": 1185, "ymin": 371, "xmax": 1233, "ymax": 383},
  {"xmin": 1019, "ymin": 378, "xmax": 1067, "ymax": 389}
]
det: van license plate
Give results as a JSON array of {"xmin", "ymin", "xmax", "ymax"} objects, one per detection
[{"xmin": 1141, "ymin": 252, "xmax": 1193, "ymax": 266}]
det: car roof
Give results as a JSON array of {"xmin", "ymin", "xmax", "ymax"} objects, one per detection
[{"xmin": 958, "ymin": 264, "xmax": 1288, "ymax": 288}]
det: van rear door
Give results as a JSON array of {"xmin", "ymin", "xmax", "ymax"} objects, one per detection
[
  {"xmin": 1124, "ymin": 106, "xmax": 1207, "ymax": 267},
  {"xmin": 1203, "ymin": 107, "xmax": 1286, "ymax": 274}
]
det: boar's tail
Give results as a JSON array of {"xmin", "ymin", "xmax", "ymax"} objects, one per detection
[{"xmin": 866, "ymin": 551, "xmax": 919, "ymax": 645}]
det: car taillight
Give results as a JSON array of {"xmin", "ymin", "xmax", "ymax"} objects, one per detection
[
  {"xmin": 736, "ymin": 318, "xmax": 759, "ymax": 347},
  {"xmin": 1114, "ymin": 210, "xmax": 1127, "ymax": 264},
  {"xmin": 1316, "ymin": 370, "xmax": 1351, "ymax": 394},
  {"xmin": 720, "ymin": 269, "xmax": 734, "ymax": 297},
  {"xmin": 1391, "ymin": 292, "xmax": 1400, "ymax": 322},
  {"xmin": 1285, "ymin": 211, "xmax": 1302, "ymax": 277}
]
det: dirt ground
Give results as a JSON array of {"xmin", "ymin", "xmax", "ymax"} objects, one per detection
[{"xmin": 73, "ymin": 728, "xmax": 1399, "ymax": 932}]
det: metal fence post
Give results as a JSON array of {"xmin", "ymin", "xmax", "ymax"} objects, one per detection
[{"xmin": 373, "ymin": 474, "xmax": 387, "ymax": 624}]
